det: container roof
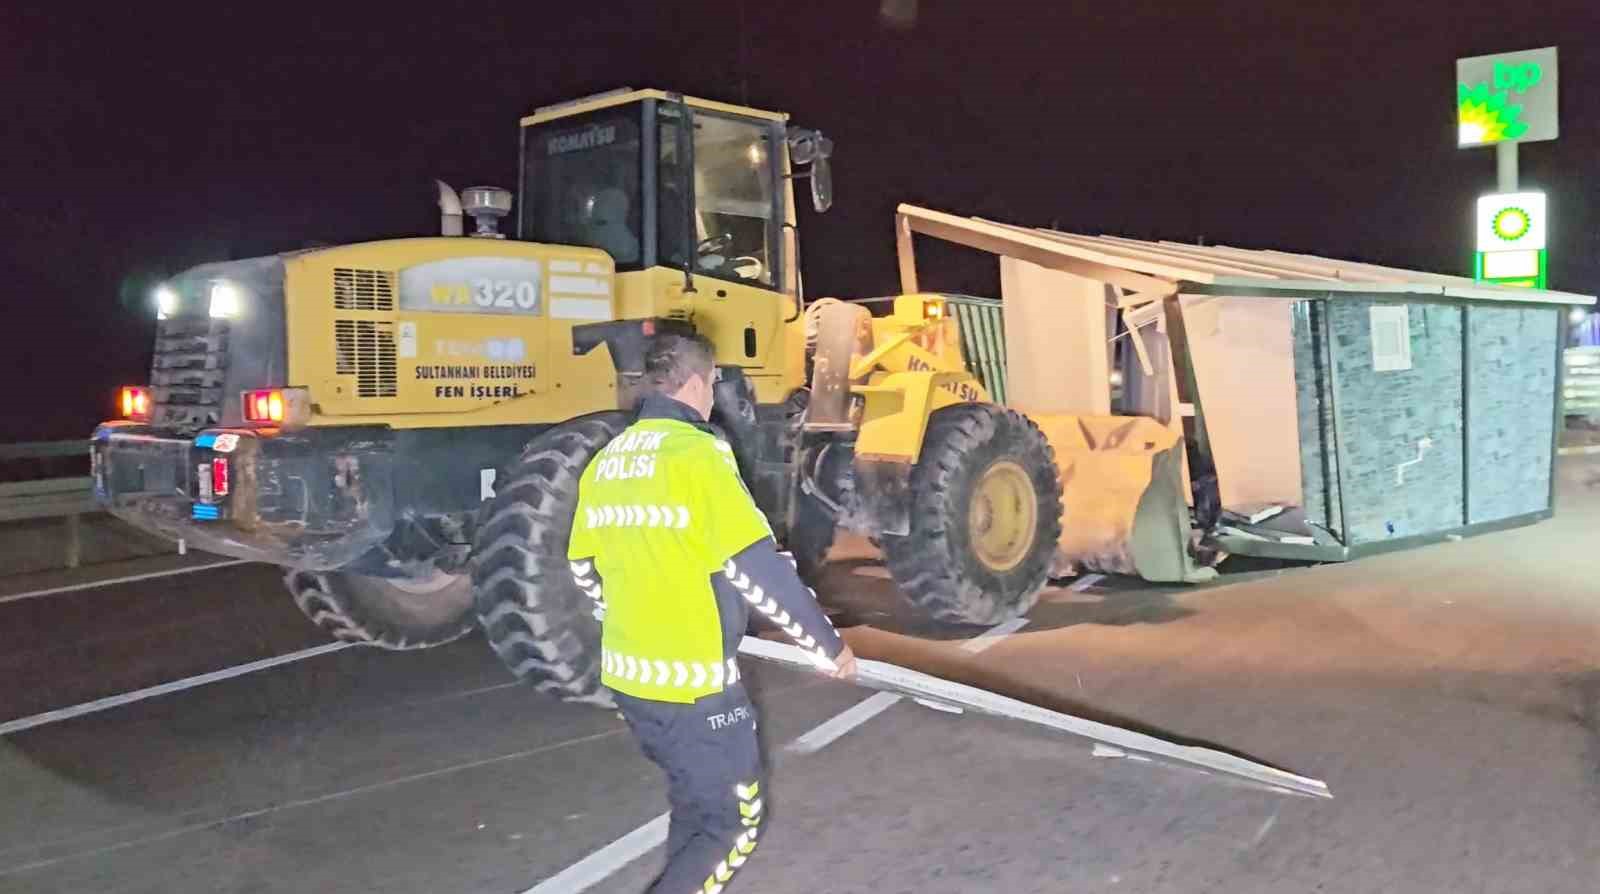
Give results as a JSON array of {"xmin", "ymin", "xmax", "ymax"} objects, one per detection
[{"xmin": 897, "ymin": 204, "xmax": 1593, "ymax": 307}]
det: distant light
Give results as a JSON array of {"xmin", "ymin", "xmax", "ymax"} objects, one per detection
[
  {"xmin": 154, "ymin": 286, "xmax": 178, "ymax": 320},
  {"xmin": 747, "ymin": 143, "xmax": 766, "ymax": 166},
  {"xmin": 1571, "ymin": 309, "xmax": 1587, "ymax": 325},
  {"xmin": 119, "ymin": 386, "xmax": 150, "ymax": 420},
  {"xmin": 209, "ymin": 282, "xmax": 241, "ymax": 318}
]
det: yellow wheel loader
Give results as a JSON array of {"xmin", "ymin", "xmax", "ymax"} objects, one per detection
[{"xmin": 92, "ymin": 89, "xmax": 1205, "ymax": 703}]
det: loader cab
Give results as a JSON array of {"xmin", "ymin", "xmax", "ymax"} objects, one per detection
[{"xmin": 518, "ymin": 89, "xmax": 831, "ymax": 388}]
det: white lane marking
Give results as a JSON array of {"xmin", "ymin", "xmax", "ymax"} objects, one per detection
[
  {"xmin": 788, "ymin": 615, "xmax": 1029, "ymax": 754},
  {"xmin": 523, "ymin": 814, "xmax": 671, "ymax": 894},
  {"xmin": 0, "ymin": 727, "xmax": 629, "ymax": 877},
  {"xmin": 1251, "ymin": 808, "xmax": 1281, "ymax": 847},
  {"xmin": 1069, "ymin": 573, "xmax": 1106, "ymax": 592},
  {"xmin": 0, "ymin": 642, "xmax": 353, "ymax": 736},
  {"xmin": 525, "ymin": 617, "xmax": 1031, "ymax": 893},
  {"xmin": 785, "ymin": 691, "xmax": 902, "ymax": 754},
  {"xmin": 0, "ymin": 559, "xmax": 254, "ymax": 605}
]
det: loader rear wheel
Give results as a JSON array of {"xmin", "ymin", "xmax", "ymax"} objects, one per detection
[
  {"xmin": 286, "ymin": 568, "xmax": 476, "ymax": 649},
  {"xmin": 882, "ymin": 404, "xmax": 1062, "ymax": 625},
  {"xmin": 471, "ymin": 413, "xmax": 628, "ymax": 705}
]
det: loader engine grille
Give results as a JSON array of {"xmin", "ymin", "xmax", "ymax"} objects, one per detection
[
  {"xmin": 333, "ymin": 268, "xmax": 396, "ymax": 311},
  {"xmin": 150, "ymin": 315, "xmax": 229, "ymax": 432},
  {"xmin": 335, "ymin": 320, "xmax": 398, "ymax": 398}
]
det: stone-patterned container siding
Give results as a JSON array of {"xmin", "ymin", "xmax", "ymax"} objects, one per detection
[
  {"xmin": 1292, "ymin": 301, "xmax": 1341, "ymax": 534},
  {"xmin": 1465, "ymin": 305, "xmax": 1557, "ymax": 524},
  {"xmin": 1292, "ymin": 295, "xmax": 1558, "ymax": 546}
]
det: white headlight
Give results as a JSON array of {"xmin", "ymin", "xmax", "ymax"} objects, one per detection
[
  {"xmin": 154, "ymin": 286, "xmax": 178, "ymax": 320},
  {"xmin": 210, "ymin": 282, "xmax": 241, "ymax": 319}
]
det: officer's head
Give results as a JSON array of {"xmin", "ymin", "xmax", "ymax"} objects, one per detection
[{"xmin": 644, "ymin": 332, "xmax": 718, "ymax": 420}]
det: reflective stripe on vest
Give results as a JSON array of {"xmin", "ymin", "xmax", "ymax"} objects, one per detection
[{"xmin": 601, "ymin": 648, "xmax": 742, "ymax": 689}]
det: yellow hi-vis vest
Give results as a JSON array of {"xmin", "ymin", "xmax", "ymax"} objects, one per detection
[{"xmin": 568, "ymin": 417, "xmax": 772, "ymax": 703}]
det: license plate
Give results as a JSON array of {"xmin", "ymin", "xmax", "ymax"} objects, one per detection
[{"xmin": 197, "ymin": 463, "xmax": 213, "ymax": 501}]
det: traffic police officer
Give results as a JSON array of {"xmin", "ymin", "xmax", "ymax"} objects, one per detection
[{"xmin": 568, "ymin": 332, "xmax": 856, "ymax": 893}]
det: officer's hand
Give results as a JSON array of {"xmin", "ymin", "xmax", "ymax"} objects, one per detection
[{"xmin": 829, "ymin": 644, "xmax": 858, "ymax": 681}]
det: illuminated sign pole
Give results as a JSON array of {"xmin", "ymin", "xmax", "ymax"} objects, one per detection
[{"xmin": 1456, "ymin": 47, "xmax": 1557, "ymax": 287}]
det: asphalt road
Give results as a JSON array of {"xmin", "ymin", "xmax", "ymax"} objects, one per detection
[{"xmin": 3, "ymin": 461, "xmax": 1600, "ymax": 893}]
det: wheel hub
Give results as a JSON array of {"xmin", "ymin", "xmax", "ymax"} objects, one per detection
[{"xmin": 968, "ymin": 460, "xmax": 1038, "ymax": 572}]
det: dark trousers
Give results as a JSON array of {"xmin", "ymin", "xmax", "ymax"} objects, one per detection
[{"xmin": 614, "ymin": 686, "xmax": 766, "ymax": 894}]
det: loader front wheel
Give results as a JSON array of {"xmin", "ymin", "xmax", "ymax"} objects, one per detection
[
  {"xmin": 471, "ymin": 413, "xmax": 628, "ymax": 705},
  {"xmin": 882, "ymin": 404, "xmax": 1062, "ymax": 625},
  {"xmin": 286, "ymin": 569, "xmax": 476, "ymax": 649}
]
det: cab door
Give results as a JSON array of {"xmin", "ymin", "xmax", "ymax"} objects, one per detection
[{"xmin": 657, "ymin": 108, "xmax": 788, "ymax": 376}]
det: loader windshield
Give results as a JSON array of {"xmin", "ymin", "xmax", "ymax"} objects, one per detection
[
  {"xmin": 519, "ymin": 99, "xmax": 783, "ymax": 286},
  {"xmin": 521, "ymin": 108, "xmax": 644, "ymax": 268},
  {"xmin": 658, "ymin": 109, "xmax": 782, "ymax": 288}
]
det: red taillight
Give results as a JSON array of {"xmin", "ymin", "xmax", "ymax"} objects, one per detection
[
  {"xmin": 243, "ymin": 389, "xmax": 285, "ymax": 424},
  {"xmin": 211, "ymin": 457, "xmax": 230, "ymax": 497},
  {"xmin": 120, "ymin": 386, "xmax": 150, "ymax": 420},
  {"xmin": 240, "ymin": 387, "xmax": 309, "ymax": 428}
]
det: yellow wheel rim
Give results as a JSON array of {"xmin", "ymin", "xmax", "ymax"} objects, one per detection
[{"xmin": 968, "ymin": 460, "xmax": 1037, "ymax": 572}]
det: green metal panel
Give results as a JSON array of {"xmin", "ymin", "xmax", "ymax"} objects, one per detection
[{"xmin": 946, "ymin": 296, "xmax": 1007, "ymax": 405}]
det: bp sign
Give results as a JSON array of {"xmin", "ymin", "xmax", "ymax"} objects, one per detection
[
  {"xmin": 1457, "ymin": 47, "xmax": 1558, "ymax": 147},
  {"xmin": 1475, "ymin": 192, "xmax": 1548, "ymax": 288},
  {"xmin": 1476, "ymin": 192, "xmax": 1546, "ymax": 252}
]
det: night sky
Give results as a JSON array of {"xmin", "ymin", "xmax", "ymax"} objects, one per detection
[{"xmin": 4, "ymin": 1, "xmax": 1596, "ymax": 443}]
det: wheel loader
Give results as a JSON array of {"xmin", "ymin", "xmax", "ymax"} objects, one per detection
[{"xmin": 92, "ymin": 88, "xmax": 1206, "ymax": 703}]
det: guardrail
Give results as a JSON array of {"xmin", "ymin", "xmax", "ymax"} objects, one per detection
[
  {"xmin": 1564, "ymin": 347, "xmax": 1600, "ymax": 416},
  {"xmin": 0, "ymin": 440, "xmax": 89, "ymax": 462},
  {"xmin": 1, "ymin": 440, "xmax": 95, "ymax": 568}
]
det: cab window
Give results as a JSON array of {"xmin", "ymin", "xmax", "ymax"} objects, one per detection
[
  {"xmin": 659, "ymin": 110, "xmax": 782, "ymax": 289},
  {"xmin": 521, "ymin": 109, "xmax": 644, "ymax": 269}
]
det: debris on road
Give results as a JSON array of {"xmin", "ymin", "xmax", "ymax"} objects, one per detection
[{"xmin": 740, "ymin": 636, "xmax": 1332, "ymax": 800}]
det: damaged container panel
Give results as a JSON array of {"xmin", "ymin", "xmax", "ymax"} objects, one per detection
[{"xmin": 1290, "ymin": 297, "xmax": 1561, "ymax": 554}]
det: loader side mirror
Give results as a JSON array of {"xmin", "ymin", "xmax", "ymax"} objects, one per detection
[
  {"xmin": 788, "ymin": 128, "xmax": 834, "ymax": 213},
  {"xmin": 810, "ymin": 155, "xmax": 833, "ymax": 213}
]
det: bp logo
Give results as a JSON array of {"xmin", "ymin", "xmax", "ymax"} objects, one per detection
[
  {"xmin": 1457, "ymin": 82, "xmax": 1530, "ymax": 144},
  {"xmin": 1475, "ymin": 192, "xmax": 1546, "ymax": 254},
  {"xmin": 1491, "ymin": 206, "xmax": 1531, "ymax": 242}
]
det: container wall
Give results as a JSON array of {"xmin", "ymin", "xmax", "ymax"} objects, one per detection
[
  {"xmin": 1185, "ymin": 297, "xmax": 1304, "ymax": 511},
  {"xmin": 1465, "ymin": 305, "xmax": 1557, "ymax": 523},
  {"xmin": 1327, "ymin": 299, "xmax": 1466, "ymax": 544},
  {"xmin": 1292, "ymin": 301, "xmax": 1341, "ymax": 534}
]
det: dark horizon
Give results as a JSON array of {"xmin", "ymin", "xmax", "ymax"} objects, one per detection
[{"xmin": 4, "ymin": 1, "xmax": 1595, "ymax": 442}]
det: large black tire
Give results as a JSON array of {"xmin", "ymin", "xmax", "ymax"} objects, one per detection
[
  {"xmin": 286, "ymin": 568, "xmax": 476, "ymax": 649},
  {"xmin": 882, "ymin": 404, "xmax": 1062, "ymax": 625},
  {"xmin": 471, "ymin": 412, "xmax": 628, "ymax": 705}
]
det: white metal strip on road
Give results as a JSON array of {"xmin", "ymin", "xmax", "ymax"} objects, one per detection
[
  {"xmin": 788, "ymin": 615, "xmax": 1028, "ymax": 754},
  {"xmin": 742, "ymin": 637, "xmax": 1333, "ymax": 799},
  {"xmin": 0, "ymin": 559, "xmax": 253, "ymax": 605},
  {"xmin": 0, "ymin": 642, "xmax": 354, "ymax": 736},
  {"xmin": 524, "ymin": 619, "xmax": 1028, "ymax": 894}
]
